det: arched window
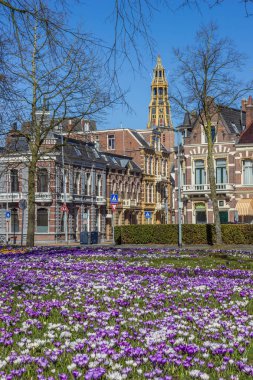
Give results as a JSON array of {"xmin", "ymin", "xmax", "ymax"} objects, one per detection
[
  {"xmin": 11, "ymin": 208, "xmax": 19, "ymax": 233},
  {"xmin": 74, "ymin": 172, "xmax": 80, "ymax": 194},
  {"xmin": 10, "ymin": 169, "xmax": 19, "ymax": 192},
  {"xmin": 37, "ymin": 169, "xmax": 48, "ymax": 192},
  {"xmin": 37, "ymin": 208, "xmax": 48, "ymax": 233}
]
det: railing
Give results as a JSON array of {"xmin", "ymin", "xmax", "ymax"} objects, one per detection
[
  {"xmin": 96, "ymin": 196, "xmax": 106, "ymax": 204},
  {"xmin": 35, "ymin": 192, "xmax": 53, "ymax": 202},
  {"xmin": 156, "ymin": 202, "xmax": 165, "ymax": 210},
  {"xmin": 130, "ymin": 199, "xmax": 137, "ymax": 207},
  {"xmin": 57, "ymin": 193, "xmax": 73, "ymax": 202},
  {"xmin": 0, "ymin": 192, "xmax": 21, "ymax": 201},
  {"xmin": 182, "ymin": 184, "xmax": 234, "ymax": 192},
  {"xmin": 123, "ymin": 199, "xmax": 131, "ymax": 208},
  {"xmin": 0, "ymin": 192, "xmax": 53, "ymax": 202}
]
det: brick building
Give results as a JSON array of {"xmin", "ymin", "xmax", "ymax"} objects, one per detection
[
  {"xmin": 175, "ymin": 96, "xmax": 253, "ymax": 224},
  {"xmin": 90, "ymin": 56, "xmax": 175, "ymax": 225},
  {"xmin": 0, "ymin": 130, "xmax": 110, "ymax": 244}
]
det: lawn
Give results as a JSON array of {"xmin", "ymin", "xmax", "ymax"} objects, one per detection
[{"xmin": 0, "ymin": 247, "xmax": 253, "ymax": 379}]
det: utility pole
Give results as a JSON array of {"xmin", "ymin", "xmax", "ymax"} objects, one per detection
[
  {"xmin": 60, "ymin": 125, "xmax": 68, "ymax": 243},
  {"xmin": 177, "ymin": 144, "xmax": 183, "ymax": 248}
]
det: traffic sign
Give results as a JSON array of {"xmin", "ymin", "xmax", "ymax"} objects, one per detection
[
  {"xmin": 110, "ymin": 194, "xmax": 118, "ymax": 204},
  {"xmin": 19, "ymin": 199, "xmax": 27, "ymax": 210},
  {"xmin": 5, "ymin": 211, "xmax": 11, "ymax": 219},
  {"xmin": 61, "ymin": 204, "xmax": 69, "ymax": 212},
  {"xmin": 144, "ymin": 211, "xmax": 151, "ymax": 219},
  {"xmin": 111, "ymin": 204, "xmax": 117, "ymax": 212}
]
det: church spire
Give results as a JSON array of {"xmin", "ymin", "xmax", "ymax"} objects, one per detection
[{"xmin": 147, "ymin": 56, "xmax": 173, "ymax": 130}]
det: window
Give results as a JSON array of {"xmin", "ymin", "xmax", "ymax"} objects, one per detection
[
  {"xmin": 37, "ymin": 208, "xmax": 48, "ymax": 233},
  {"xmin": 146, "ymin": 184, "xmax": 149, "ymax": 202},
  {"xmin": 37, "ymin": 168, "xmax": 48, "ymax": 192},
  {"xmin": 10, "ymin": 169, "xmax": 19, "ymax": 192},
  {"xmin": 216, "ymin": 159, "xmax": 227, "ymax": 184},
  {"xmin": 96, "ymin": 174, "xmax": 102, "ymax": 196},
  {"xmin": 108, "ymin": 134, "xmax": 115, "ymax": 150},
  {"xmin": 153, "ymin": 88, "xmax": 157, "ymax": 96},
  {"xmin": 73, "ymin": 172, "xmax": 80, "ymax": 194},
  {"xmin": 243, "ymin": 160, "xmax": 253, "ymax": 185},
  {"xmin": 145, "ymin": 156, "xmax": 149, "ymax": 174},
  {"xmin": 195, "ymin": 160, "xmax": 206, "ymax": 185},
  {"xmin": 211, "ymin": 126, "xmax": 216, "ymax": 142},
  {"xmin": 195, "ymin": 203, "xmax": 207, "ymax": 224},
  {"xmin": 11, "ymin": 208, "xmax": 19, "ymax": 233},
  {"xmin": 201, "ymin": 126, "xmax": 207, "ymax": 144},
  {"xmin": 158, "ymin": 87, "xmax": 163, "ymax": 96},
  {"xmin": 85, "ymin": 173, "xmax": 91, "ymax": 195},
  {"xmin": 155, "ymin": 159, "xmax": 159, "ymax": 175},
  {"xmin": 149, "ymin": 157, "xmax": 153, "ymax": 174},
  {"xmin": 159, "ymin": 70, "xmax": 162, "ymax": 77}
]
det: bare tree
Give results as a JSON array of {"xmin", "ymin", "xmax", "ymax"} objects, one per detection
[
  {"xmin": 172, "ymin": 23, "xmax": 252, "ymax": 244},
  {"xmin": 0, "ymin": 3, "xmax": 122, "ymax": 247}
]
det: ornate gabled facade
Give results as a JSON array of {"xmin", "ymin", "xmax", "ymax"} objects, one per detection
[{"xmin": 175, "ymin": 96, "xmax": 253, "ymax": 225}]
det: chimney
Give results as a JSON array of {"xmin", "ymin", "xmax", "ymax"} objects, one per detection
[
  {"xmin": 246, "ymin": 95, "xmax": 253, "ymax": 129},
  {"xmin": 241, "ymin": 99, "xmax": 247, "ymax": 112}
]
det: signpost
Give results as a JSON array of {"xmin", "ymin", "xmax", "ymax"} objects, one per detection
[
  {"xmin": 144, "ymin": 211, "xmax": 152, "ymax": 224},
  {"xmin": 110, "ymin": 194, "xmax": 118, "ymax": 244},
  {"xmin": 19, "ymin": 199, "xmax": 27, "ymax": 247},
  {"xmin": 5, "ymin": 211, "xmax": 10, "ymax": 244},
  {"xmin": 60, "ymin": 204, "xmax": 69, "ymax": 213}
]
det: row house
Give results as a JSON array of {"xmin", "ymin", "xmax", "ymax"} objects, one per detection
[
  {"xmin": 174, "ymin": 96, "xmax": 253, "ymax": 224},
  {"xmin": 0, "ymin": 125, "xmax": 143, "ymax": 243},
  {"xmin": 92, "ymin": 127, "xmax": 172, "ymax": 224},
  {"xmin": 0, "ymin": 131, "xmax": 108, "ymax": 244},
  {"xmin": 102, "ymin": 152, "xmax": 142, "ymax": 239}
]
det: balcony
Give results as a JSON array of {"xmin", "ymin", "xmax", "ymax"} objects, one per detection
[
  {"xmin": 96, "ymin": 196, "xmax": 106, "ymax": 205},
  {"xmin": 123, "ymin": 199, "xmax": 131, "ymax": 208},
  {"xmin": 182, "ymin": 184, "xmax": 234, "ymax": 194},
  {"xmin": 0, "ymin": 192, "xmax": 22, "ymax": 202},
  {"xmin": 73, "ymin": 194, "xmax": 83, "ymax": 202},
  {"xmin": 130, "ymin": 199, "xmax": 137, "ymax": 207},
  {"xmin": 156, "ymin": 202, "xmax": 166, "ymax": 211},
  {"xmin": 57, "ymin": 193, "xmax": 73, "ymax": 202},
  {"xmin": 35, "ymin": 192, "xmax": 53, "ymax": 202}
]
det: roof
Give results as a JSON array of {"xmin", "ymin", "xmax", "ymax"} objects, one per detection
[
  {"xmin": 180, "ymin": 106, "xmax": 245, "ymax": 135},
  {"xmin": 219, "ymin": 106, "xmax": 245, "ymax": 134},
  {"xmin": 130, "ymin": 130, "xmax": 150, "ymax": 148},
  {"xmin": 238, "ymin": 123, "xmax": 253, "ymax": 144},
  {"xmin": 101, "ymin": 151, "xmax": 142, "ymax": 173}
]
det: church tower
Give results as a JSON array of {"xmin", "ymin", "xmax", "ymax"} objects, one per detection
[{"xmin": 147, "ymin": 56, "xmax": 173, "ymax": 130}]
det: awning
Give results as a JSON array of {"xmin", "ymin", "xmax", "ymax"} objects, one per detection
[{"xmin": 235, "ymin": 199, "xmax": 253, "ymax": 216}]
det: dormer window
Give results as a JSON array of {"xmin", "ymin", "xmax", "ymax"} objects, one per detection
[{"xmin": 108, "ymin": 134, "xmax": 115, "ymax": 150}]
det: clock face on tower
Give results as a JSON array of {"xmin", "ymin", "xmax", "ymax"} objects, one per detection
[{"xmin": 159, "ymin": 108, "xmax": 163, "ymax": 113}]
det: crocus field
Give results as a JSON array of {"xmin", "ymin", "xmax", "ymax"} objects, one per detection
[{"xmin": 1, "ymin": 247, "xmax": 253, "ymax": 380}]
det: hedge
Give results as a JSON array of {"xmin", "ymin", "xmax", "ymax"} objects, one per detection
[{"xmin": 114, "ymin": 224, "xmax": 253, "ymax": 245}]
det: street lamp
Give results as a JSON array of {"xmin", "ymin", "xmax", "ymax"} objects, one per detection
[
  {"xmin": 60, "ymin": 124, "xmax": 68, "ymax": 243},
  {"xmin": 177, "ymin": 143, "xmax": 183, "ymax": 248}
]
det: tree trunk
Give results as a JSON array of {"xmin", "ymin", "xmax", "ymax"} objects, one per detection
[
  {"xmin": 207, "ymin": 137, "xmax": 222, "ymax": 245},
  {"xmin": 26, "ymin": 160, "xmax": 36, "ymax": 247}
]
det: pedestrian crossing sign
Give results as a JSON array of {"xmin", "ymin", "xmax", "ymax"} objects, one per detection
[
  {"xmin": 144, "ymin": 211, "xmax": 151, "ymax": 219},
  {"xmin": 110, "ymin": 194, "xmax": 118, "ymax": 204}
]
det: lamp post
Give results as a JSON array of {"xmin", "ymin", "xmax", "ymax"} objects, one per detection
[
  {"xmin": 60, "ymin": 124, "xmax": 68, "ymax": 243},
  {"xmin": 177, "ymin": 144, "xmax": 183, "ymax": 248}
]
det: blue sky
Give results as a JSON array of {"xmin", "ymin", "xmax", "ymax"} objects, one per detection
[{"xmin": 72, "ymin": 1, "xmax": 253, "ymax": 130}]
